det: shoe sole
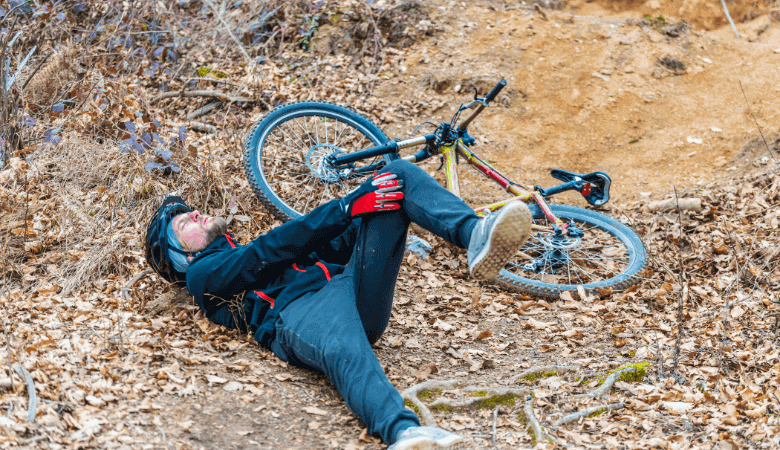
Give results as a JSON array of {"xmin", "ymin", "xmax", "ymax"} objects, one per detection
[{"xmin": 470, "ymin": 202, "xmax": 532, "ymax": 281}]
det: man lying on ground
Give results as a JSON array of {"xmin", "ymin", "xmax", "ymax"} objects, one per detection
[{"xmin": 144, "ymin": 159, "xmax": 532, "ymax": 450}]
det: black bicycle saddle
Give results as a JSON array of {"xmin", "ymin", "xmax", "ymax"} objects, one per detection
[{"xmin": 550, "ymin": 169, "xmax": 611, "ymax": 206}]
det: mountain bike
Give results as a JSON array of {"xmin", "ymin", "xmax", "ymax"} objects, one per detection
[{"xmin": 243, "ymin": 79, "xmax": 646, "ymax": 299}]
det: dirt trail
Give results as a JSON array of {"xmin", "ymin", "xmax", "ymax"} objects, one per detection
[{"xmin": 376, "ymin": 0, "xmax": 780, "ymax": 203}]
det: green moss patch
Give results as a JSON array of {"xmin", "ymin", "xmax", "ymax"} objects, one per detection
[
  {"xmin": 607, "ymin": 362, "xmax": 651, "ymax": 383},
  {"xmin": 430, "ymin": 403, "xmax": 454, "ymax": 413},
  {"xmin": 404, "ymin": 398, "xmax": 419, "ymax": 414},
  {"xmin": 588, "ymin": 408, "xmax": 607, "ymax": 418},
  {"xmin": 418, "ymin": 389, "xmax": 440, "ymax": 401},
  {"xmin": 522, "ymin": 371, "xmax": 560, "ymax": 382},
  {"xmin": 476, "ymin": 393, "xmax": 519, "ymax": 410}
]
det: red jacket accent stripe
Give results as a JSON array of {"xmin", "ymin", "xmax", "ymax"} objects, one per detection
[
  {"xmin": 225, "ymin": 233, "xmax": 237, "ymax": 248},
  {"xmin": 292, "ymin": 263, "xmax": 306, "ymax": 272},
  {"xmin": 253, "ymin": 290, "xmax": 275, "ymax": 309},
  {"xmin": 315, "ymin": 262, "xmax": 332, "ymax": 281}
]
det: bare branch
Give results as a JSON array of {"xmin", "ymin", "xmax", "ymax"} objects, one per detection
[
  {"xmin": 13, "ymin": 364, "xmax": 36, "ymax": 423},
  {"xmin": 150, "ymin": 90, "xmax": 250, "ymax": 105},
  {"xmin": 121, "ymin": 268, "xmax": 152, "ymax": 303},
  {"xmin": 169, "ymin": 121, "xmax": 217, "ymax": 134},
  {"xmin": 552, "ymin": 403, "xmax": 625, "ymax": 427}
]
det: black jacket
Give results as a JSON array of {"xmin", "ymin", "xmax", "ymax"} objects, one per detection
[{"xmin": 185, "ymin": 200, "xmax": 359, "ymax": 348}]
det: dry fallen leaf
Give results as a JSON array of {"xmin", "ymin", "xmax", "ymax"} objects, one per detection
[
  {"xmin": 525, "ymin": 317, "xmax": 555, "ymax": 330},
  {"xmin": 303, "ymin": 406, "xmax": 329, "ymax": 416},
  {"xmin": 476, "ymin": 330, "xmax": 492, "ymax": 340}
]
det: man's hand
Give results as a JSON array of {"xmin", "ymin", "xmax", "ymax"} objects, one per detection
[{"xmin": 340, "ymin": 172, "xmax": 404, "ymax": 218}]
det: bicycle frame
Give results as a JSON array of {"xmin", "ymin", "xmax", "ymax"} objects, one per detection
[{"xmin": 417, "ymin": 139, "xmax": 566, "ymax": 229}]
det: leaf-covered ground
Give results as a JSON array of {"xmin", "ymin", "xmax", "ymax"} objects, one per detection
[{"xmin": 1, "ymin": 1, "xmax": 779, "ymax": 449}]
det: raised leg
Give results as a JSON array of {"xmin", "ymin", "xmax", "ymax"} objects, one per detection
[{"xmin": 346, "ymin": 159, "xmax": 480, "ymax": 343}]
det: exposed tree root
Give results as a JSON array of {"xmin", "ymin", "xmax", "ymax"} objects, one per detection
[
  {"xmin": 509, "ymin": 365, "xmax": 579, "ymax": 381},
  {"xmin": 401, "ymin": 379, "xmax": 460, "ymax": 426},
  {"xmin": 428, "ymin": 387, "xmax": 527, "ymax": 409},
  {"xmin": 552, "ymin": 402, "xmax": 625, "ymax": 427},
  {"xmin": 573, "ymin": 368, "xmax": 636, "ymax": 399},
  {"xmin": 524, "ymin": 396, "xmax": 551, "ymax": 445},
  {"xmin": 401, "ymin": 381, "xmax": 527, "ymax": 426}
]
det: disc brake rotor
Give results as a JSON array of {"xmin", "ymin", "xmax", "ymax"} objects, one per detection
[{"xmin": 306, "ymin": 144, "xmax": 347, "ymax": 182}]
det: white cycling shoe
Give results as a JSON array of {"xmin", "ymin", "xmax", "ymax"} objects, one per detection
[
  {"xmin": 387, "ymin": 426, "xmax": 466, "ymax": 450},
  {"xmin": 467, "ymin": 200, "xmax": 532, "ymax": 280}
]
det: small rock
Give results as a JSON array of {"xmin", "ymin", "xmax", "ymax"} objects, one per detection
[
  {"xmin": 702, "ymin": 57, "xmax": 713, "ymax": 64},
  {"xmin": 206, "ymin": 375, "xmax": 227, "ymax": 385},
  {"xmin": 711, "ymin": 126, "xmax": 722, "ymax": 132},
  {"xmin": 662, "ymin": 401, "xmax": 693, "ymax": 413},
  {"xmin": 686, "ymin": 136, "xmax": 702, "ymax": 144},
  {"xmin": 223, "ymin": 381, "xmax": 244, "ymax": 393},
  {"xmin": 85, "ymin": 395, "xmax": 105, "ymax": 407}
]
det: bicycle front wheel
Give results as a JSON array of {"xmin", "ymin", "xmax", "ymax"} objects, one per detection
[
  {"xmin": 243, "ymin": 101, "xmax": 396, "ymax": 221},
  {"xmin": 496, "ymin": 204, "xmax": 646, "ymax": 298}
]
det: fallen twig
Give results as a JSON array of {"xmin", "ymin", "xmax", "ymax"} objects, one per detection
[
  {"xmin": 169, "ymin": 122, "xmax": 217, "ymax": 134},
  {"xmin": 509, "ymin": 365, "xmax": 579, "ymax": 381},
  {"xmin": 720, "ymin": 0, "xmax": 740, "ymax": 39},
  {"xmin": 203, "ymin": 0, "xmax": 254, "ymax": 67},
  {"xmin": 186, "ymin": 101, "xmax": 222, "ymax": 121},
  {"xmin": 12, "ymin": 364, "xmax": 35, "ymax": 423},
  {"xmin": 573, "ymin": 368, "xmax": 636, "ymax": 399},
  {"xmin": 647, "ymin": 198, "xmax": 702, "ymax": 212},
  {"xmin": 552, "ymin": 402, "xmax": 625, "ymax": 427},
  {"xmin": 524, "ymin": 396, "xmax": 550, "ymax": 445},
  {"xmin": 400, "ymin": 379, "xmax": 459, "ymax": 426},
  {"xmin": 150, "ymin": 90, "xmax": 250, "ymax": 105},
  {"xmin": 121, "ymin": 268, "xmax": 152, "ymax": 303}
]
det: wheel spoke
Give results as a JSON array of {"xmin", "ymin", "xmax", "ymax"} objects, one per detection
[{"xmin": 253, "ymin": 109, "xmax": 386, "ymax": 218}]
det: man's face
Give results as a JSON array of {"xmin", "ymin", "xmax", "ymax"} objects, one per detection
[{"xmin": 172, "ymin": 211, "xmax": 227, "ymax": 252}]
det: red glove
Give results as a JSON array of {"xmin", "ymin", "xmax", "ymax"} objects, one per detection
[{"xmin": 340, "ymin": 172, "xmax": 404, "ymax": 218}]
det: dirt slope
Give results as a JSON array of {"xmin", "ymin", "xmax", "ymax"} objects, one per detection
[
  {"xmin": 375, "ymin": 1, "xmax": 780, "ymax": 203},
  {"xmin": 1, "ymin": 1, "xmax": 779, "ymax": 449}
]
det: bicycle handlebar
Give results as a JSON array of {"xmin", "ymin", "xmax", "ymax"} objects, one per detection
[
  {"xmin": 457, "ymin": 78, "xmax": 506, "ymax": 132},
  {"xmin": 485, "ymin": 79, "xmax": 507, "ymax": 103}
]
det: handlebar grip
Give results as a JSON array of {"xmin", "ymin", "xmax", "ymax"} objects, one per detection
[{"xmin": 485, "ymin": 79, "xmax": 507, "ymax": 103}]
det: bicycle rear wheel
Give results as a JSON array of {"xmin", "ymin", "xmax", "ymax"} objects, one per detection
[
  {"xmin": 496, "ymin": 204, "xmax": 646, "ymax": 298},
  {"xmin": 243, "ymin": 101, "xmax": 397, "ymax": 221}
]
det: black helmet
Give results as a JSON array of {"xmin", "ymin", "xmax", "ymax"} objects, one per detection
[{"xmin": 144, "ymin": 196, "xmax": 192, "ymax": 285}]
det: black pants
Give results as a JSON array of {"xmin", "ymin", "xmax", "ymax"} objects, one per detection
[{"xmin": 270, "ymin": 160, "xmax": 479, "ymax": 444}]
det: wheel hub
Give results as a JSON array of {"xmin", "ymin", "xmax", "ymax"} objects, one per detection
[
  {"xmin": 306, "ymin": 144, "xmax": 348, "ymax": 182},
  {"xmin": 523, "ymin": 226, "xmax": 582, "ymax": 274}
]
